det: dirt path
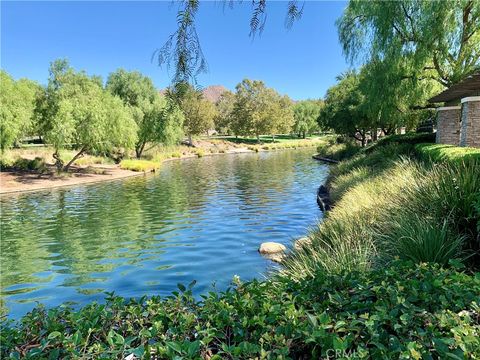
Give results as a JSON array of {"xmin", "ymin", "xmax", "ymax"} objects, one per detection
[{"xmin": 0, "ymin": 165, "xmax": 142, "ymax": 195}]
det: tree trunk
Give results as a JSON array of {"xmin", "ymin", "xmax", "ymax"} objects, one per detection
[
  {"xmin": 303, "ymin": 131, "xmax": 306, "ymax": 139},
  {"xmin": 188, "ymin": 133, "xmax": 193, "ymax": 146},
  {"xmin": 53, "ymin": 151, "xmax": 64, "ymax": 172},
  {"xmin": 272, "ymin": 134, "xmax": 275, "ymax": 142},
  {"xmin": 256, "ymin": 134, "xmax": 260, "ymax": 143},
  {"xmin": 63, "ymin": 146, "xmax": 86, "ymax": 172},
  {"xmin": 135, "ymin": 142, "xmax": 146, "ymax": 159},
  {"xmin": 372, "ymin": 129, "xmax": 378, "ymax": 141}
]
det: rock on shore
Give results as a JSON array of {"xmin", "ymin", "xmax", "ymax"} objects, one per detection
[
  {"xmin": 259, "ymin": 242, "xmax": 287, "ymax": 263},
  {"xmin": 258, "ymin": 242, "xmax": 286, "ymax": 254}
]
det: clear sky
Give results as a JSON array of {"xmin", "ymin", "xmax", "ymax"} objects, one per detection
[{"xmin": 1, "ymin": 1, "xmax": 349, "ymax": 100}]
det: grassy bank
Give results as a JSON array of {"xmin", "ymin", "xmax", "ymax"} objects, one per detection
[{"xmin": 2, "ymin": 134, "xmax": 479, "ymax": 358}]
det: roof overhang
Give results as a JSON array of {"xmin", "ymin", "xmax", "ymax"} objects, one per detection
[{"xmin": 429, "ymin": 73, "xmax": 480, "ymax": 103}]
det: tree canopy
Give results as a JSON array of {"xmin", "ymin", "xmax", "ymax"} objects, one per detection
[
  {"xmin": 320, "ymin": 72, "xmax": 372, "ymax": 146},
  {"xmin": 293, "ymin": 100, "xmax": 322, "ymax": 138},
  {"xmin": 37, "ymin": 60, "xmax": 138, "ymax": 171},
  {"xmin": 214, "ymin": 90, "xmax": 235, "ymax": 135},
  {"xmin": 179, "ymin": 85, "xmax": 217, "ymax": 144},
  {"xmin": 0, "ymin": 71, "xmax": 40, "ymax": 151},
  {"xmin": 106, "ymin": 69, "xmax": 184, "ymax": 158},
  {"xmin": 337, "ymin": 0, "xmax": 480, "ymax": 118},
  {"xmin": 230, "ymin": 79, "xmax": 294, "ymax": 141}
]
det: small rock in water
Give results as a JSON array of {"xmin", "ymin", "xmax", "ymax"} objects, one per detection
[{"xmin": 258, "ymin": 242, "xmax": 287, "ymax": 254}]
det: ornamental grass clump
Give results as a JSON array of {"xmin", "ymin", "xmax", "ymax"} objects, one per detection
[{"xmin": 283, "ymin": 141, "xmax": 480, "ymax": 279}]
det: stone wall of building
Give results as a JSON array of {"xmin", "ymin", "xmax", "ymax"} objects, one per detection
[
  {"xmin": 436, "ymin": 107, "xmax": 460, "ymax": 145},
  {"xmin": 459, "ymin": 97, "xmax": 480, "ymax": 148}
]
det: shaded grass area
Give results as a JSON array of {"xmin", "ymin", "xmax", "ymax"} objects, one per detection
[{"xmin": 2, "ymin": 133, "xmax": 479, "ymax": 358}]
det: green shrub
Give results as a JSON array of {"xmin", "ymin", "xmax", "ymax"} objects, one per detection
[
  {"xmin": 0, "ymin": 154, "xmax": 15, "ymax": 169},
  {"xmin": 194, "ymin": 149, "xmax": 205, "ymax": 157},
  {"xmin": 2, "ymin": 262, "xmax": 479, "ymax": 359},
  {"xmin": 120, "ymin": 159, "xmax": 160, "ymax": 172},
  {"xmin": 415, "ymin": 143, "xmax": 480, "ymax": 163},
  {"xmin": 9, "ymin": 157, "xmax": 48, "ymax": 172},
  {"xmin": 365, "ymin": 132, "xmax": 435, "ymax": 153}
]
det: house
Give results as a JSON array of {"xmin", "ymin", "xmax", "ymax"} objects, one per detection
[{"xmin": 429, "ymin": 73, "xmax": 480, "ymax": 148}]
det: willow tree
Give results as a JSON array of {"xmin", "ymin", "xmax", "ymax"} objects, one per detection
[
  {"xmin": 320, "ymin": 72, "xmax": 372, "ymax": 146},
  {"xmin": 0, "ymin": 71, "xmax": 40, "ymax": 151},
  {"xmin": 37, "ymin": 60, "xmax": 138, "ymax": 171},
  {"xmin": 337, "ymin": 1, "xmax": 480, "ymax": 109},
  {"xmin": 106, "ymin": 69, "xmax": 184, "ymax": 158},
  {"xmin": 293, "ymin": 100, "xmax": 322, "ymax": 138}
]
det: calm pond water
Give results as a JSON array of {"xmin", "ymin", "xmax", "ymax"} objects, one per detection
[{"xmin": 1, "ymin": 148, "xmax": 328, "ymax": 319}]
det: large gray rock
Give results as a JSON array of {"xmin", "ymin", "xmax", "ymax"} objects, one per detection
[{"xmin": 258, "ymin": 242, "xmax": 286, "ymax": 254}]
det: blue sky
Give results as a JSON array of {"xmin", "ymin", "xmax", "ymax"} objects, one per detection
[{"xmin": 1, "ymin": 1, "xmax": 349, "ymax": 100}]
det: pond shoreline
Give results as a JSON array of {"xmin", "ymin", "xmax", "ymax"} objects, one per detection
[{"xmin": 0, "ymin": 146, "xmax": 319, "ymax": 195}]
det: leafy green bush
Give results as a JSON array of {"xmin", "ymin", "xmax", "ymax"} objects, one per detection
[
  {"xmin": 415, "ymin": 143, "xmax": 480, "ymax": 163},
  {"xmin": 365, "ymin": 132, "xmax": 435, "ymax": 153},
  {"xmin": 2, "ymin": 262, "xmax": 479, "ymax": 359}
]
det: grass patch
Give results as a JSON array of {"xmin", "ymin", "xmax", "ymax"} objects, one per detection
[
  {"xmin": 73, "ymin": 155, "xmax": 113, "ymax": 166},
  {"xmin": 120, "ymin": 159, "xmax": 160, "ymax": 172},
  {"xmin": 316, "ymin": 142, "xmax": 360, "ymax": 161}
]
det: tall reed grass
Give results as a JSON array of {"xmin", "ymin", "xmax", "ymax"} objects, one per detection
[{"xmin": 280, "ymin": 142, "xmax": 479, "ymax": 282}]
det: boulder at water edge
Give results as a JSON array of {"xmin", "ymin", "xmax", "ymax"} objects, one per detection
[
  {"xmin": 294, "ymin": 237, "xmax": 312, "ymax": 250},
  {"xmin": 258, "ymin": 242, "xmax": 286, "ymax": 254}
]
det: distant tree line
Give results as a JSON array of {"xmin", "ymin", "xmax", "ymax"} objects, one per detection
[{"xmin": 1, "ymin": 60, "xmax": 326, "ymax": 172}]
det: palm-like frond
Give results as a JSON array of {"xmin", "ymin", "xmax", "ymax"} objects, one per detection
[
  {"xmin": 250, "ymin": 0, "xmax": 267, "ymax": 38},
  {"xmin": 285, "ymin": 1, "xmax": 304, "ymax": 30},
  {"xmin": 153, "ymin": 0, "xmax": 208, "ymax": 85}
]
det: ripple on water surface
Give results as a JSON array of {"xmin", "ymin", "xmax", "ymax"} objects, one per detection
[{"xmin": 1, "ymin": 149, "xmax": 329, "ymax": 318}]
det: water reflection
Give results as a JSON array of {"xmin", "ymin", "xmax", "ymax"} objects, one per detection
[{"xmin": 1, "ymin": 149, "xmax": 328, "ymax": 318}]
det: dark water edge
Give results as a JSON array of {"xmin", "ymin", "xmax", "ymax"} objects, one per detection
[{"xmin": 1, "ymin": 149, "xmax": 329, "ymax": 319}]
